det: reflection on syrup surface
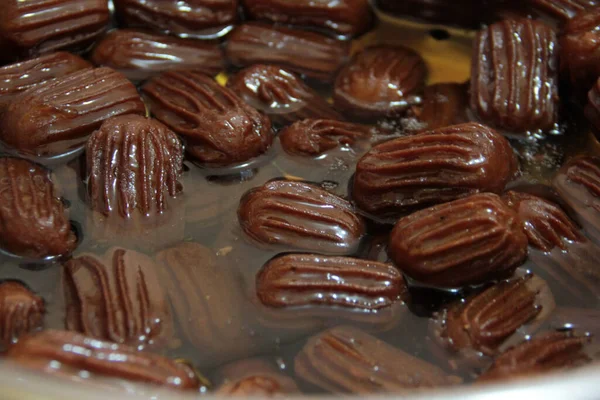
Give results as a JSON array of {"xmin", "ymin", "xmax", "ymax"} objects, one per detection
[{"xmin": 0, "ymin": 12, "xmax": 599, "ymax": 394}]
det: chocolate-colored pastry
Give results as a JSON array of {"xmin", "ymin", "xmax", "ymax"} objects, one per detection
[
  {"xmin": 352, "ymin": 123, "xmax": 517, "ymax": 218},
  {"xmin": 227, "ymin": 65, "xmax": 343, "ymax": 125},
  {"xmin": 503, "ymin": 191, "xmax": 585, "ymax": 252},
  {"xmin": 241, "ymin": 0, "xmax": 373, "ymax": 38},
  {"xmin": 404, "ymin": 83, "xmax": 469, "ymax": 132},
  {"xmin": 388, "ymin": 193, "xmax": 528, "ymax": 288},
  {"xmin": 155, "ymin": 242, "xmax": 252, "ymax": 367},
  {"xmin": 477, "ymin": 332, "xmax": 592, "ymax": 381},
  {"xmin": 504, "ymin": 190, "xmax": 600, "ymax": 301},
  {"xmin": 0, "ymin": 0, "xmax": 109, "ymax": 61},
  {"xmin": 0, "ymin": 67, "xmax": 145, "ymax": 157},
  {"xmin": 86, "ymin": 115, "xmax": 183, "ymax": 219},
  {"xmin": 0, "ymin": 52, "xmax": 91, "ymax": 107},
  {"xmin": 562, "ymin": 8, "xmax": 600, "ymax": 98},
  {"xmin": 295, "ymin": 326, "xmax": 461, "ymax": 393},
  {"xmin": 90, "ymin": 29, "xmax": 225, "ymax": 82},
  {"xmin": 6, "ymin": 330, "xmax": 200, "ymax": 390},
  {"xmin": 532, "ymin": 0, "xmax": 599, "ymax": 25},
  {"xmin": 553, "ymin": 156, "xmax": 600, "ymax": 243},
  {"xmin": 238, "ymin": 180, "xmax": 366, "ymax": 254},
  {"xmin": 257, "ymin": 253, "xmax": 406, "ymax": 310},
  {"xmin": 432, "ymin": 274, "xmax": 554, "ymax": 356},
  {"xmin": 225, "ymin": 22, "xmax": 351, "ymax": 82},
  {"xmin": 0, "ymin": 158, "xmax": 76, "ymax": 258},
  {"xmin": 113, "ymin": 0, "xmax": 238, "ymax": 39},
  {"xmin": 0, "ymin": 281, "xmax": 44, "ymax": 348},
  {"xmin": 334, "ymin": 46, "xmax": 427, "ymax": 120},
  {"xmin": 141, "ymin": 69, "xmax": 273, "ymax": 166},
  {"xmin": 215, "ymin": 359, "xmax": 299, "ymax": 396},
  {"xmin": 471, "ymin": 19, "xmax": 559, "ymax": 133},
  {"xmin": 279, "ymin": 119, "xmax": 375, "ymax": 156},
  {"xmin": 63, "ymin": 247, "xmax": 172, "ymax": 350},
  {"xmin": 375, "ymin": 0, "xmax": 500, "ymax": 29}
]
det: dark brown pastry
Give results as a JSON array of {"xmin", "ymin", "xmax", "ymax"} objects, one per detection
[
  {"xmin": 90, "ymin": 29, "xmax": 225, "ymax": 82},
  {"xmin": 563, "ymin": 8, "xmax": 600, "ymax": 100},
  {"xmin": 225, "ymin": 22, "xmax": 351, "ymax": 82},
  {"xmin": 215, "ymin": 359, "xmax": 299, "ymax": 396},
  {"xmin": 477, "ymin": 332, "xmax": 593, "ymax": 381},
  {"xmin": 388, "ymin": 193, "xmax": 528, "ymax": 288},
  {"xmin": 352, "ymin": 123, "xmax": 517, "ymax": 218},
  {"xmin": 6, "ymin": 330, "xmax": 200, "ymax": 390},
  {"xmin": 63, "ymin": 247, "xmax": 172, "ymax": 350},
  {"xmin": 0, "ymin": 0, "xmax": 109, "ymax": 61},
  {"xmin": 0, "ymin": 158, "xmax": 76, "ymax": 258},
  {"xmin": 470, "ymin": 19, "xmax": 559, "ymax": 133},
  {"xmin": 333, "ymin": 46, "xmax": 427, "ymax": 120},
  {"xmin": 503, "ymin": 191, "xmax": 585, "ymax": 252},
  {"xmin": 238, "ymin": 180, "xmax": 366, "ymax": 254},
  {"xmin": 113, "ymin": 0, "xmax": 238, "ymax": 38},
  {"xmin": 404, "ymin": 83, "xmax": 469, "ymax": 132},
  {"xmin": 553, "ymin": 156, "xmax": 600, "ymax": 244},
  {"xmin": 256, "ymin": 253, "xmax": 406, "ymax": 310},
  {"xmin": 241, "ymin": 0, "xmax": 373, "ymax": 38},
  {"xmin": 0, "ymin": 52, "xmax": 91, "ymax": 107},
  {"xmin": 0, "ymin": 67, "xmax": 145, "ymax": 157},
  {"xmin": 141, "ymin": 69, "xmax": 274, "ymax": 166},
  {"xmin": 279, "ymin": 119, "xmax": 375, "ymax": 156},
  {"xmin": 0, "ymin": 281, "xmax": 44, "ymax": 348},
  {"xmin": 531, "ymin": 0, "xmax": 599, "ymax": 24},
  {"xmin": 226, "ymin": 65, "xmax": 343, "ymax": 126},
  {"xmin": 295, "ymin": 326, "xmax": 461, "ymax": 393},
  {"xmin": 375, "ymin": 0, "xmax": 501, "ymax": 29},
  {"xmin": 432, "ymin": 274, "xmax": 554, "ymax": 356},
  {"xmin": 86, "ymin": 115, "xmax": 183, "ymax": 220},
  {"xmin": 503, "ymin": 190, "xmax": 600, "ymax": 302},
  {"xmin": 155, "ymin": 242, "xmax": 252, "ymax": 367}
]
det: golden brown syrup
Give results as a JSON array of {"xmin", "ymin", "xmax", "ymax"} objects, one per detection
[{"xmin": 0, "ymin": 10, "xmax": 599, "ymax": 393}]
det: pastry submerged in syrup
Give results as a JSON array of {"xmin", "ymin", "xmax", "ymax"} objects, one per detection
[
  {"xmin": 279, "ymin": 119, "xmax": 375, "ymax": 156},
  {"xmin": 0, "ymin": 67, "xmax": 145, "ymax": 157},
  {"xmin": 62, "ymin": 247, "xmax": 172, "ymax": 350},
  {"xmin": 478, "ymin": 332, "xmax": 593, "ymax": 382},
  {"xmin": 86, "ymin": 115, "xmax": 184, "ymax": 220},
  {"xmin": 334, "ymin": 46, "xmax": 427, "ymax": 120},
  {"xmin": 0, "ymin": 281, "xmax": 44, "ymax": 349},
  {"xmin": 0, "ymin": 52, "xmax": 91, "ymax": 107},
  {"xmin": 471, "ymin": 18, "xmax": 559, "ymax": 134},
  {"xmin": 0, "ymin": 158, "xmax": 77, "ymax": 259},
  {"xmin": 553, "ymin": 156, "xmax": 600, "ymax": 244},
  {"xmin": 295, "ymin": 326, "xmax": 461, "ymax": 393},
  {"xmin": 352, "ymin": 123, "xmax": 517, "ymax": 218},
  {"xmin": 142, "ymin": 69, "xmax": 274, "ymax": 166},
  {"xmin": 6, "ymin": 330, "xmax": 200, "ymax": 390},
  {"xmin": 241, "ymin": 0, "xmax": 373, "ymax": 38},
  {"xmin": 113, "ymin": 0, "xmax": 238, "ymax": 38},
  {"xmin": 90, "ymin": 29, "xmax": 225, "ymax": 82},
  {"xmin": 227, "ymin": 65, "xmax": 343, "ymax": 126},
  {"xmin": 0, "ymin": 0, "xmax": 109, "ymax": 61},
  {"xmin": 225, "ymin": 22, "xmax": 351, "ymax": 82},
  {"xmin": 256, "ymin": 253, "xmax": 406, "ymax": 311},
  {"xmin": 561, "ymin": 7, "xmax": 600, "ymax": 97},
  {"xmin": 388, "ymin": 193, "xmax": 528, "ymax": 288},
  {"xmin": 432, "ymin": 274, "xmax": 555, "ymax": 356},
  {"xmin": 238, "ymin": 180, "xmax": 366, "ymax": 254}
]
